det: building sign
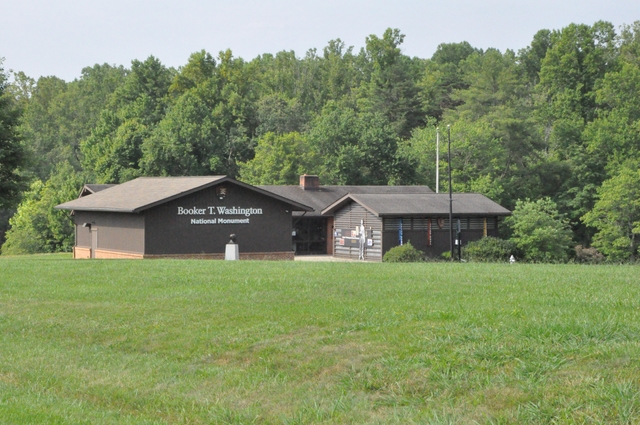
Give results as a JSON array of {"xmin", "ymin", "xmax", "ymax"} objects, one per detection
[{"xmin": 177, "ymin": 206, "xmax": 263, "ymax": 225}]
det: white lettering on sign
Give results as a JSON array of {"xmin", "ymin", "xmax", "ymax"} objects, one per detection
[
  {"xmin": 177, "ymin": 207, "xmax": 206, "ymax": 215},
  {"xmin": 179, "ymin": 205, "xmax": 262, "ymax": 224},
  {"xmin": 190, "ymin": 218, "xmax": 251, "ymax": 225},
  {"xmin": 179, "ymin": 206, "xmax": 262, "ymax": 217},
  {"xmin": 191, "ymin": 218, "xmax": 217, "ymax": 224},
  {"xmin": 216, "ymin": 206, "xmax": 262, "ymax": 217}
]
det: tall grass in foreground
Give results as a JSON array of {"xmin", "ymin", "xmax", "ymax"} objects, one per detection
[{"xmin": 0, "ymin": 255, "xmax": 639, "ymax": 424}]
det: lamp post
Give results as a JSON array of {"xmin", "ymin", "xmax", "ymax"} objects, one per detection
[{"xmin": 448, "ymin": 125, "xmax": 454, "ymax": 261}]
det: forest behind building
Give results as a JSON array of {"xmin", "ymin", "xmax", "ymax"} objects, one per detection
[{"xmin": 1, "ymin": 21, "xmax": 639, "ymax": 261}]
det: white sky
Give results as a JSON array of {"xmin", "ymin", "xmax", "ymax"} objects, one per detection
[{"xmin": 1, "ymin": 0, "xmax": 637, "ymax": 81}]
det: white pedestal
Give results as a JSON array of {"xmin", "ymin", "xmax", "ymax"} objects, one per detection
[{"xmin": 225, "ymin": 243, "xmax": 239, "ymax": 260}]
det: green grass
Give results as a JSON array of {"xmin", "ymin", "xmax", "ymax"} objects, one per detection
[{"xmin": 0, "ymin": 256, "xmax": 639, "ymax": 424}]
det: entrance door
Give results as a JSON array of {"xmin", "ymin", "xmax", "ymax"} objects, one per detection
[
  {"xmin": 292, "ymin": 218, "xmax": 327, "ymax": 255},
  {"xmin": 90, "ymin": 227, "xmax": 98, "ymax": 259}
]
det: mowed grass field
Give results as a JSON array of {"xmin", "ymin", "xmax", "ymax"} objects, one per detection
[{"xmin": 0, "ymin": 256, "xmax": 639, "ymax": 424}]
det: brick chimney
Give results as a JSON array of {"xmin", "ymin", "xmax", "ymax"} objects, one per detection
[{"xmin": 299, "ymin": 174, "xmax": 320, "ymax": 190}]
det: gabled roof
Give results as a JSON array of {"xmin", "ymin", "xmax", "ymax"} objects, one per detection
[
  {"xmin": 259, "ymin": 185, "xmax": 434, "ymax": 217},
  {"xmin": 322, "ymin": 193, "xmax": 511, "ymax": 217},
  {"xmin": 79, "ymin": 184, "xmax": 117, "ymax": 198},
  {"xmin": 57, "ymin": 176, "xmax": 313, "ymax": 213}
]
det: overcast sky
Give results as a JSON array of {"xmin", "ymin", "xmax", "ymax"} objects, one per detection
[{"xmin": 1, "ymin": 0, "xmax": 637, "ymax": 82}]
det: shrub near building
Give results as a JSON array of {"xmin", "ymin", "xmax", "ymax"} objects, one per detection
[
  {"xmin": 383, "ymin": 241, "xmax": 424, "ymax": 262},
  {"xmin": 463, "ymin": 236, "xmax": 518, "ymax": 262}
]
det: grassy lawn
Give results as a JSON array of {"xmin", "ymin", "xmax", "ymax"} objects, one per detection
[{"xmin": 0, "ymin": 256, "xmax": 639, "ymax": 424}]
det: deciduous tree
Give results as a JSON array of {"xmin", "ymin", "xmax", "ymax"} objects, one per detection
[
  {"xmin": 582, "ymin": 164, "xmax": 640, "ymax": 261},
  {"xmin": 0, "ymin": 61, "xmax": 26, "ymax": 210},
  {"xmin": 506, "ymin": 198, "xmax": 573, "ymax": 262}
]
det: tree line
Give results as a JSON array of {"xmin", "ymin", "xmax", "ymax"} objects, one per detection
[{"xmin": 1, "ymin": 22, "xmax": 639, "ymax": 261}]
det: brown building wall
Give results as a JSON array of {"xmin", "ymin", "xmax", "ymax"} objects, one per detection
[
  {"xmin": 143, "ymin": 252, "xmax": 294, "ymax": 260},
  {"xmin": 73, "ymin": 211, "xmax": 145, "ymax": 254},
  {"xmin": 144, "ymin": 183, "xmax": 294, "ymax": 255},
  {"xmin": 326, "ymin": 217, "xmax": 334, "ymax": 255},
  {"xmin": 382, "ymin": 216, "xmax": 501, "ymax": 259},
  {"xmin": 95, "ymin": 249, "xmax": 144, "ymax": 259},
  {"xmin": 333, "ymin": 203, "xmax": 383, "ymax": 261},
  {"xmin": 76, "ymin": 219, "xmax": 91, "ymax": 248},
  {"xmin": 74, "ymin": 247, "xmax": 91, "ymax": 259}
]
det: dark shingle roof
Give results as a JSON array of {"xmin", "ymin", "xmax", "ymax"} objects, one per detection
[
  {"xmin": 85, "ymin": 184, "xmax": 117, "ymax": 193},
  {"xmin": 259, "ymin": 185, "xmax": 434, "ymax": 217},
  {"xmin": 322, "ymin": 193, "xmax": 511, "ymax": 217},
  {"xmin": 57, "ymin": 176, "xmax": 313, "ymax": 213},
  {"xmin": 79, "ymin": 184, "xmax": 117, "ymax": 198}
]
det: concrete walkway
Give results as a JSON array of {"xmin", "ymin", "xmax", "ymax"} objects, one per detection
[{"xmin": 294, "ymin": 255, "xmax": 358, "ymax": 262}]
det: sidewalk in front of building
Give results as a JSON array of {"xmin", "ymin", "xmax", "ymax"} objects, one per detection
[{"xmin": 294, "ymin": 255, "xmax": 359, "ymax": 262}]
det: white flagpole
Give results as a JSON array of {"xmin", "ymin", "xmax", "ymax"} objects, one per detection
[{"xmin": 436, "ymin": 127, "xmax": 440, "ymax": 193}]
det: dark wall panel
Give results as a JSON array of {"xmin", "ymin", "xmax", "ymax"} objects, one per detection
[{"xmin": 144, "ymin": 183, "xmax": 293, "ymax": 255}]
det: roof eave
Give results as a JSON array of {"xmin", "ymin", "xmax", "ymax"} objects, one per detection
[
  {"xmin": 55, "ymin": 205, "xmax": 137, "ymax": 213},
  {"xmin": 57, "ymin": 176, "xmax": 315, "ymax": 213},
  {"xmin": 131, "ymin": 177, "xmax": 314, "ymax": 213},
  {"xmin": 377, "ymin": 212, "xmax": 512, "ymax": 217}
]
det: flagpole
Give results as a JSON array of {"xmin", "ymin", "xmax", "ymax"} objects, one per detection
[
  {"xmin": 436, "ymin": 127, "xmax": 439, "ymax": 194},
  {"xmin": 448, "ymin": 125, "xmax": 453, "ymax": 261}
]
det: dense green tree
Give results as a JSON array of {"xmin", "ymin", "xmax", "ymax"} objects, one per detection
[
  {"xmin": 81, "ymin": 57, "xmax": 172, "ymax": 182},
  {"xmin": 584, "ymin": 24, "xmax": 640, "ymax": 172},
  {"xmin": 506, "ymin": 198, "xmax": 574, "ymax": 262},
  {"xmin": 238, "ymin": 132, "xmax": 319, "ymax": 185},
  {"xmin": 169, "ymin": 50, "xmax": 216, "ymax": 96},
  {"xmin": 308, "ymin": 100, "xmax": 403, "ymax": 184},
  {"xmin": 420, "ymin": 41, "xmax": 480, "ymax": 120},
  {"xmin": 255, "ymin": 94, "xmax": 306, "ymax": 136},
  {"xmin": 0, "ymin": 61, "xmax": 26, "ymax": 210},
  {"xmin": 395, "ymin": 121, "xmax": 439, "ymax": 190},
  {"xmin": 535, "ymin": 21, "xmax": 620, "ymax": 233},
  {"xmin": 141, "ymin": 82, "xmax": 222, "ymax": 176},
  {"xmin": 110, "ymin": 56, "xmax": 173, "ymax": 125},
  {"xmin": 359, "ymin": 28, "xmax": 424, "ymax": 138},
  {"xmin": 403, "ymin": 49, "xmax": 544, "ymax": 208},
  {"xmin": 318, "ymin": 39, "xmax": 360, "ymax": 104},
  {"xmin": 16, "ymin": 75, "xmax": 69, "ymax": 177},
  {"xmin": 452, "ymin": 48, "xmax": 544, "ymax": 208},
  {"xmin": 141, "ymin": 50, "xmax": 258, "ymax": 178},
  {"xmin": 18, "ymin": 64, "xmax": 126, "ymax": 179},
  {"xmin": 1, "ymin": 163, "xmax": 83, "ymax": 255},
  {"xmin": 0, "ymin": 62, "xmax": 27, "ymax": 247},
  {"xmin": 5, "ymin": 70, "xmax": 34, "ymax": 110},
  {"xmin": 518, "ymin": 29, "xmax": 552, "ymax": 85},
  {"xmin": 582, "ymin": 164, "xmax": 640, "ymax": 261}
]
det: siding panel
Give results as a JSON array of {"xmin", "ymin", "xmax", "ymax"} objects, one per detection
[{"xmin": 334, "ymin": 202, "xmax": 382, "ymax": 261}]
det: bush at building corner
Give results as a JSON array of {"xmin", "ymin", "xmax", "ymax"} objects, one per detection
[
  {"xmin": 383, "ymin": 242, "xmax": 424, "ymax": 262},
  {"xmin": 463, "ymin": 237, "xmax": 518, "ymax": 262}
]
